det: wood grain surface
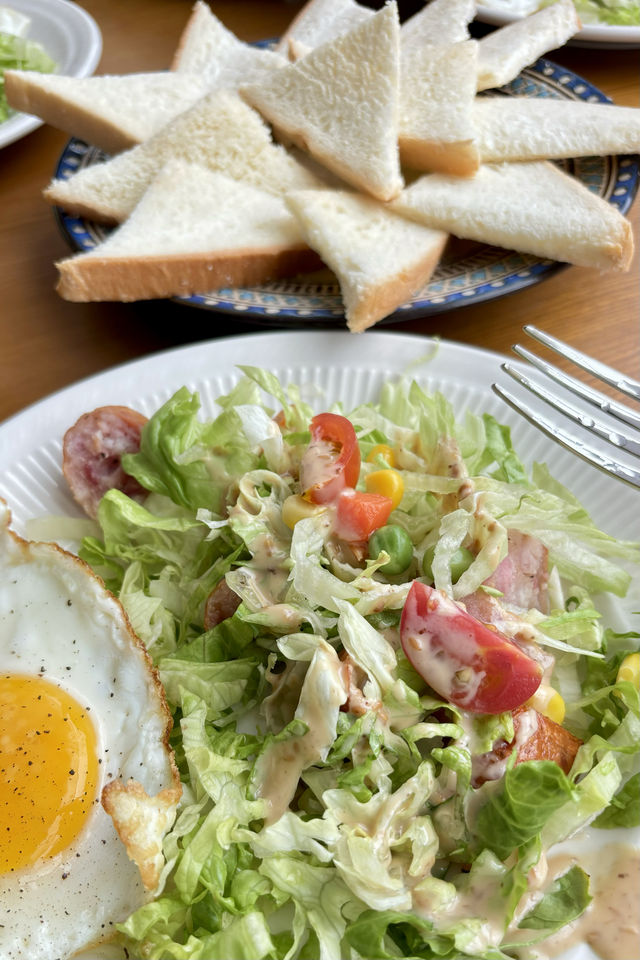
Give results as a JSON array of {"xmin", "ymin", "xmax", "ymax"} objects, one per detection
[{"xmin": 0, "ymin": 0, "xmax": 638, "ymax": 424}]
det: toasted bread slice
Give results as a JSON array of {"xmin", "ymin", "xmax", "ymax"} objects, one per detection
[
  {"xmin": 392, "ymin": 161, "xmax": 634, "ymax": 272},
  {"xmin": 275, "ymin": 0, "xmax": 373, "ymax": 60},
  {"xmin": 44, "ymin": 91, "xmax": 324, "ymax": 225},
  {"xmin": 241, "ymin": 3, "xmax": 404, "ymax": 202},
  {"xmin": 477, "ymin": 0, "xmax": 581, "ymax": 91},
  {"xmin": 475, "ymin": 96, "xmax": 640, "ymax": 161},
  {"xmin": 400, "ymin": 41, "xmax": 480, "ymax": 176},
  {"xmin": 401, "ymin": 0, "xmax": 476, "ymax": 49},
  {"xmin": 3, "ymin": 70, "xmax": 210, "ymax": 153},
  {"xmin": 56, "ymin": 162, "xmax": 321, "ymax": 302},
  {"xmin": 172, "ymin": 0, "xmax": 286, "ymax": 83},
  {"xmin": 287, "ymin": 188, "xmax": 447, "ymax": 332}
]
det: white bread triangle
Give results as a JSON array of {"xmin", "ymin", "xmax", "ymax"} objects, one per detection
[
  {"xmin": 3, "ymin": 70, "xmax": 210, "ymax": 154},
  {"xmin": 44, "ymin": 91, "xmax": 325, "ymax": 224},
  {"xmin": 287, "ymin": 188, "xmax": 447, "ymax": 332},
  {"xmin": 241, "ymin": 3, "xmax": 404, "ymax": 202},
  {"xmin": 401, "ymin": 0, "xmax": 476, "ymax": 49},
  {"xmin": 400, "ymin": 41, "xmax": 480, "ymax": 177},
  {"xmin": 56, "ymin": 163, "xmax": 321, "ymax": 302},
  {"xmin": 477, "ymin": 0, "xmax": 581, "ymax": 91},
  {"xmin": 475, "ymin": 96, "xmax": 640, "ymax": 162},
  {"xmin": 391, "ymin": 161, "xmax": 633, "ymax": 272},
  {"xmin": 275, "ymin": 0, "xmax": 373, "ymax": 60},
  {"xmin": 171, "ymin": 1, "xmax": 286, "ymax": 84}
]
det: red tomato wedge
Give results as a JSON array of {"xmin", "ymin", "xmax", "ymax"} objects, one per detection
[
  {"xmin": 334, "ymin": 490, "xmax": 393, "ymax": 543},
  {"xmin": 300, "ymin": 413, "xmax": 361, "ymax": 504},
  {"xmin": 400, "ymin": 582, "xmax": 542, "ymax": 714}
]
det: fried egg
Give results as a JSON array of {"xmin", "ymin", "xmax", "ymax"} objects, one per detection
[{"xmin": 0, "ymin": 500, "xmax": 181, "ymax": 960}]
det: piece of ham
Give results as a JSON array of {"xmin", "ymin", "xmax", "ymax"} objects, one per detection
[
  {"xmin": 62, "ymin": 405, "xmax": 148, "ymax": 518},
  {"xmin": 481, "ymin": 529, "xmax": 550, "ymax": 614}
]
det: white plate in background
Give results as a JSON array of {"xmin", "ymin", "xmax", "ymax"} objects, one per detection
[{"xmin": 0, "ymin": 0, "xmax": 102, "ymax": 149}]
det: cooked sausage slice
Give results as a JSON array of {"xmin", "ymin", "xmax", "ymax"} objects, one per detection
[
  {"xmin": 472, "ymin": 706, "xmax": 582, "ymax": 787},
  {"xmin": 62, "ymin": 405, "xmax": 148, "ymax": 518},
  {"xmin": 203, "ymin": 578, "xmax": 241, "ymax": 630}
]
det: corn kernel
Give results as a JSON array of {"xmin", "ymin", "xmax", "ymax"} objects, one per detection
[
  {"xmin": 617, "ymin": 652, "xmax": 640, "ymax": 688},
  {"xmin": 282, "ymin": 494, "xmax": 326, "ymax": 530},
  {"xmin": 526, "ymin": 685, "xmax": 566, "ymax": 724},
  {"xmin": 366, "ymin": 444, "xmax": 395, "ymax": 468},
  {"xmin": 365, "ymin": 469, "xmax": 404, "ymax": 510}
]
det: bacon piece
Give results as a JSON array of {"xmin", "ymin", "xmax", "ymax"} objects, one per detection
[
  {"xmin": 482, "ymin": 530, "xmax": 549, "ymax": 614},
  {"xmin": 203, "ymin": 578, "xmax": 241, "ymax": 630},
  {"xmin": 472, "ymin": 706, "xmax": 582, "ymax": 787},
  {"xmin": 62, "ymin": 405, "xmax": 149, "ymax": 518},
  {"xmin": 339, "ymin": 650, "xmax": 384, "ymax": 718}
]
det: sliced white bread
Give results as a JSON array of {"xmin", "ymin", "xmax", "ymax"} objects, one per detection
[
  {"xmin": 391, "ymin": 161, "xmax": 634, "ymax": 272},
  {"xmin": 286, "ymin": 188, "xmax": 448, "ymax": 333},
  {"xmin": 3, "ymin": 70, "xmax": 210, "ymax": 154},
  {"xmin": 275, "ymin": 0, "xmax": 373, "ymax": 60},
  {"xmin": 44, "ymin": 91, "xmax": 325, "ymax": 225},
  {"xmin": 241, "ymin": 4, "xmax": 404, "ymax": 203},
  {"xmin": 477, "ymin": 0, "xmax": 581, "ymax": 91},
  {"xmin": 56, "ymin": 162, "xmax": 322, "ymax": 302},
  {"xmin": 475, "ymin": 96, "xmax": 640, "ymax": 162},
  {"xmin": 400, "ymin": 40, "xmax": 479, "ymax": 177},
  {"xmin": 401, "ymin": 0, "xmax": 476, "ymax": 50},
  {"xmin": 171, "ymin": 0, "xmax": 286, "ymax": 84}
]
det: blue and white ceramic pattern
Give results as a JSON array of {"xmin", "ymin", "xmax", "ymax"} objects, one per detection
[{"xmin": 53, "ymin": 57, "xmax": 640, "ymax": 326}]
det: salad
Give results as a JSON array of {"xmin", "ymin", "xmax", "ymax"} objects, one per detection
[
  {"xmin": 477, "ymin": 0, "xmax": 640, "ymax": 26},
  {"xmin": 62, "ymin": 368, "xmax": 639, "ymax": 959},
  {"xmin": 0, "ymin": 5, "xmax": 55, "ymax": 124}
]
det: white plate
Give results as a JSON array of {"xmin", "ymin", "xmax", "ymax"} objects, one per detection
[
  {"xmin": 0, "ymin": 0, "xmax": 102, "ymax": 150},
  {"xmin": 475, "ymin": 3, "xmax": 640, "ymax": 47},
  {"xmin": 0, "ymin": 330, "xmax": 638, "ymax": 960}
]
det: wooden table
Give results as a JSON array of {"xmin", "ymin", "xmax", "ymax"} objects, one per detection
[{"xmin": 1, "ymin": 0, "xmax": 638, "ymax": 425}]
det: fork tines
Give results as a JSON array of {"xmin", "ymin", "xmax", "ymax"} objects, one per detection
[{"xmin": 492, "ymin": 325, "xmax": 640, "ymax": 489}]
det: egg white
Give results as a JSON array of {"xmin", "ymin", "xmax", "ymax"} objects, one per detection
[{"xmin": 0, "ymin": 501, "xmax": 179, "ymax": 960}]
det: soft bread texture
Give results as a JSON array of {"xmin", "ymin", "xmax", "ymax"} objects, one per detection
[
  {"xmin": 475, "ymin": 96, "xmax": 640, "ymax": 162},
  {"xmin": 275, "ymin": 0, "xmax": 373, "ymax": 60},
  {"xmin": 477, "ymin": 0, "xmax": 581, "ymax": 91},
  {"xmin": 392, "ymin": 161, "xmax": 634, "ymax": 272},
  {"xmin": 241, "ymin": 4, "xmax": 404, "ymax": 202},
  {"xmin": 172, "ymin": 0, "xmax": 286, "ymax": 84},
  {"xmin": 56, "ymin": 163, "xmax": 322, "ymax": 302},
  {"xmin": 3, "ymin": 70, "xmax": 210, "ymax": 154},
  {"xmin": 401, "ymin": 0, "xmax": 476, "ymax": 49},
  {"xmin": 400, "ymin": 41, "xmax": 479, "ymax": 176},
  {"xmin": 44, "ymin": 91, "xmax": 324, "ymax": 224},
  {"xmin": 287, "ymin": 188, "xmax": 448, "ymax": 332}
]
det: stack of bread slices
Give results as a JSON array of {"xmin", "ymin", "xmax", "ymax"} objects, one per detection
[{"xmin": 5, "ymin": 0, "xmax": 639, "ymax": 332}]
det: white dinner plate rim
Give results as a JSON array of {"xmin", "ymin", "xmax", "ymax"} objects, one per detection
[
  {"xmin": 0, "ymin": 0, "xmax": 102, "ymax": 150},
  {"xmin": 0, "ymin": 330, "xmax": 637, "ymax": 960},
  {"xmin": 475, "ymin": 3, "xmax": 640, "ymax": 45}
]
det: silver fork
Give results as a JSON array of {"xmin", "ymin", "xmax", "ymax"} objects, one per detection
[{"xmin": 492, "ymin": 325, "xmax": 640, "ymax": 489}]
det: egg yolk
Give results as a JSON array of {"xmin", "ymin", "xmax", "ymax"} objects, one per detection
[{"xmin": 0, "ymin": 673, "xmax": 99, "ymax": 874}]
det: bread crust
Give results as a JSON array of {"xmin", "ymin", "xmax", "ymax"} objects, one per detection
[
  {"xmin": 347, "ymin": 232, "xmax": 448, "ymax": 332},
  {"xmin": 4, "ymin": 71, "xmax": 139, "ymax": 154},
  {"xmin": 399, "ymin": 137, "xmax": 480, "ymax": 178},
  {"xmin": 56, "ymin": 246, "xmax": 322, "ymax": 302}
]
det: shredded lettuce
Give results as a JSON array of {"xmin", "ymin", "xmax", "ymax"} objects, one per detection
[
  {"xmin": 65, "ymin": 374, "xmax": 639, "ymax": 959},
  {"xmin": 0, "ymin": 7, "xmax": 56, "ymax": 123}
]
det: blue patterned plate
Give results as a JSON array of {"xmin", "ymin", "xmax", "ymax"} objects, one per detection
[{"xmin": 53, "ymin": 57, "xmax": 639, "ymax": 326}]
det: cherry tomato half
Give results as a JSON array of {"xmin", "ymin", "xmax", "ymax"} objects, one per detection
[
  {"xmin": 400, "ymin": 581, "xmax": 542, "ymax": 714},
  {"xmin": 334, "ymin": 490, "xmax": 393, "ymax": 543},
  {"xmin": 300, "ymin": 413, "xmax": 361, "ymax": 504}
]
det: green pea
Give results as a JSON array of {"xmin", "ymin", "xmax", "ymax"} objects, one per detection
[
  {"xmin": 422, "ymin": 545, "xmax": 474, "ymax": 583},
  {"xmin": 369, "ymin": 524, "xmax": 413, "ymax": 575}
]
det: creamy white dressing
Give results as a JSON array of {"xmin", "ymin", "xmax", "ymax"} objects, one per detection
[
  {"xmin": 299, "ymin": 438, "xmax": 340, "ymax": 492},
  {"xmin": 511, "ymin": 844, "xmax": 640, "ymax": 960},
  {"xmin": 406, "ymin": 623, "xmax": 485, "ymax": 707},
  {"xmin": 255, "ymin": 643, "xmax": 347, "ymax": 825}
]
